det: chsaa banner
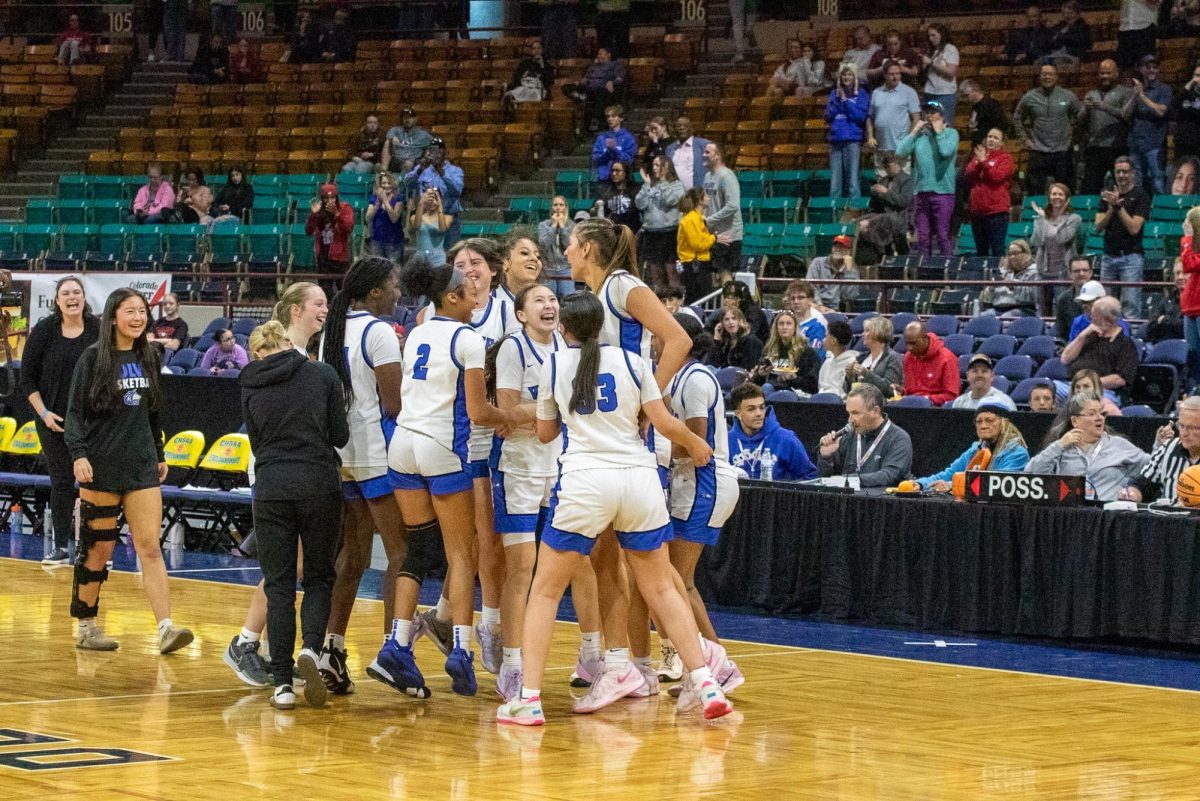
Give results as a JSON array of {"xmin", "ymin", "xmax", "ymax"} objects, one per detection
[{"xmin": 15, "ymin": 273, "xmax": 172, "ymax": 329}]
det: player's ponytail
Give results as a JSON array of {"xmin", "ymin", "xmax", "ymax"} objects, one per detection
[
  {"xmin": 559, "ymin": 292, "xmax": 605, "ymax": 413},
  {"xmin": 573, "ymin": 218, "xmax": 640, "ymax": 279},
  {"xmin": 674, "ymin": 312, "xmax": 712, "ymax": 361},
  {"xmin": 322, "ymin": 255, "xmax": 398, "ymax": 410}
]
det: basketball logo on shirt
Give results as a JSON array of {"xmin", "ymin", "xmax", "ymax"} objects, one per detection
[{"xmin": 118, "ymin": 362, "xmax": 149, "ymax": 405}]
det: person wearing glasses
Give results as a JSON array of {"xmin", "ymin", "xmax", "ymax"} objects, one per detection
[
  {"xmin": 1120, "ymin": 396, "xmax": 1200, "ymax": 504},
  {"xmin": 200, "ymin": 328, "xmax": 249, "ymax": 375},
  {"xmin": 1025, "ymin": 394, "xmax": 1146, "ymax": 501}
]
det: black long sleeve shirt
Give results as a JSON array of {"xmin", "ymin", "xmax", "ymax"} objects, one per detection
[{"xmin": 21, "ymin": 315, "xmax": 100, "ymax": 417}]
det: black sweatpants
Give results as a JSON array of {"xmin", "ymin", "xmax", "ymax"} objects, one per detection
[
  {"xmin": 254, "ymin": 491, "xmax": 342, "ymax": 686},
  {"xmin": 36, "ymin": 422, "xmax": 75, "ymax": 549}
]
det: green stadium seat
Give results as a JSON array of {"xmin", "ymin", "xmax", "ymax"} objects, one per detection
[
  {"xmin": 210, "ymin": 223, "xmax": 245, "ymax": 260},
  {"xmin": 61, "ymin": 224, "xmax": 99, "ymax": 253},
  {"xmin": 251, "ymin": 196, "xmax": 290, "ymax": 225},
  {"xmin": 288, "ymin": 224, "xmax": 316, "ymax": 271},
  {"xmin": 91, "ymin": 176, "xmax": 127, "ymax": 200},
  {"xmin": 1021, "ymin": 196, "xmax": 1048, "ymax": 221},
  {"xmin": 129, "ymin": 225, "xmax": 164, "ymax": 259},
  {"xmin": 57, "ymin": 175, "xmax": 90, "ymax": 200},
  {"xmin": 807, "ymin": 169, "xmax": 832, "ymax": 198},
  {"xmin": 84, "ymin": 251, "xmax": 120, "ymax": 271},
  {"xmin": 806, "ymin": 196, "xmax": 838, "ymax": 224},
  {"xmin": 568, "ymin": 198, "xmax": 593, "ymax": 216},
  {"xmin": 26, "ymin": 199, "xmax": 56, "ymax": 225},
  {"xmin": 335, "ymin": 172, "xmax": 371, "ymax": 197},
  {"xmin": 814, "ymin": 223, "xmax": 853, "ymax": 254},
  {"xmin": 1006, "ymin": 221, "xmax": 1033, "ymax": 242},
  {"xmin": 738, "ymin": 172, "xmax": 768, "ymax": 199},
  {"xmin": 768, "ymin": 170, "xmax": 808, "ymax": 198},
  {"xmin": 738, "ymin": 198, "xmax": 758, "ymax": 223},
  {"xmin": 1073, "ymin": 194, "xmax": 1101, "ymax": 213},
  {"xmin": 251, "ymin": 175, "xmax": 286, "ymax": 197},
  {"xmin": 744, "ymin": 223, "xmax": 783, "ymax": 238},
  {"xmin": 286, "ymin": 174, "xmax": 326, "ymax": 201},
  {"xmin": 23, "ymin": 224, "xmax": 58, "ymax": 255},
  {"xmin": 781, "ymin": 226, "xmax": 816, "ymax": 259},
  {"xmin": 89, "ymin": 199, "xmax": 127, "ymax": 226},
  {"xmin": 555, "ymin": 171, "xmax": 591, "ymax": 200},
  {"xmin": 57, "ymin": 200, "xmax": 89, "ymax": 225},
  {"xmin": 461, "ymin": 222, "xmax": 494, "ymax": 237},
  {"xmin": 247, "ymin": 225, "xmax": 286, "ymax": 260},
  {"xmin": 758, "ymin": 197, "xmax": 797, "ymax": 225},
  {"xmin": 0, "ymin": 224, "xmax": 19, "ymax": 252},
  {"xmin": 165, "ymin": 224, "xmax": 207, "ymax": 256}
]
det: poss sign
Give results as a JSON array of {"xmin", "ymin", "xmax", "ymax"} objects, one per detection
[{"xmin": 963, "ymin": 471, "xmax": 1086, "ymax": 506}]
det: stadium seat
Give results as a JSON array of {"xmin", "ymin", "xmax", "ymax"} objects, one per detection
[
  {"xmin": 889, "ymin": 395, "xmax": 932, "ymax": 408},
  {"xmin": 170, "ymin": 348, "xmax": 202, "ymax": 371},
  {"xmin": 1016, "ymin": 335, "xmax": 1057, "ymax": 364},
  {"xmin": 1035, "ymin": 357, "xmax": 1068, "ymax": 381},
  {"xmin": 978, "ymin": 334, "xmax": 1017, "ymax": 359},
  {"xmin": 962, "ymin": 316, "xmax": 1002, "ymax": 340},
  {"xmin": 1010, "ymin": 378, "xmax": 1046, "ymax": 405},
  {"xmin": 1122, "ymin": 404, "xmax": 1156, "ymax": 417},
  {"xmin": 925, "ymin": 314, "xmax": 959, "ymax": 337},
  {"xmin": 714, "ymin": 366, "xmax": 748, "ymax": 393},
  {"xmin": 1005, "ymin": 316, "xmax": 1045, "ymax": 340},
  {"xmin": 992, "ymin": 375, "xmax": 1010, "ymax": 394},
  {"xmin": 848, "ymin": 311, "xmax": 878, "ymax": 336},
  {"xmin": 766, "ymin": 390, "xmax": 801, "ymax": 403},
  {"xmin": 943, "ymin": 333, "xmax": 975, "ymax": 357},
  {"xmin": 806, "ymin": 392, "xmax": 843, "ymax": 404},
  {"xmin": 163, "ymin": 429, "xmax": 206, "ymax": 486},
  {"xmin": 993, "ymin": 354, "xmax": 1034, "ymax": 382},
  {"xmin": 231, "ymin": 318, "xmax": 259, "ymax": 337}
]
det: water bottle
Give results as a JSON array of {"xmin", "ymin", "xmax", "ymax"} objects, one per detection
[
  {"xmin": 43, "ymin": 504, "xmax": 52, "ymax": 553},
  {"xmin": 761, "ymin": 451, "xmax": 775, "ymax": 482},
  {"xmin": 10, "ymin": 503, "xmax": 24, "ymax": 535}
]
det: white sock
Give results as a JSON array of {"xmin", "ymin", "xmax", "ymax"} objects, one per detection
[
  {"xmin": 157, "ymin": 617, "xmax": 173, "ymax": 634},
  {"xmin": 633, "ymin": 654, "xmax": 652, "ymax": 669},
  {"xmin": 689, "ymin": 665, "xmax": 715, "ymax": 687},
  {"xmin": 390, "ymin": 618, "xmax": 412, "ymax": 647},
  {"xmin": 502, "ymin": 647, "xmax": 522, "ymax": 668},
  {"xmin": 434, "ymin": 595, "xmax": 452, "ymax": 622},
  {"xmin": 237, "ymin": 627, "xmax": 261, "ymax": 646},
  {"xmin": 452, "ymin": 625, "xmax": 471, "ymax": 652},
  {"xmin": 78, "ymin": 618, "xmax": 96, "ymax": 634},
  {"xmin": 520, "ymin": 686, "xmax": 540, "ymax": 701},
  {"xmin": 604, "ymin": 647, "xmax": 630, "ymax": 671},
  {"xmin": 481, "ymin": 605, "xmax": 501, "ymax": 632},
  {"xmin": 580, "ymin": 631, "xmax": 602, "ymax": 659},
  {"xmin": 326, "ymin": 633, "xmax": 346, "ymax": 651}
]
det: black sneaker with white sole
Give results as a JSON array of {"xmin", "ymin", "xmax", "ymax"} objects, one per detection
[
  {"xmin": 317, "ymin": 644, "xmax": 356, "ymax": 694},
  {"xmin": 41, "ymin": 547, "xmax": 70, "ymax": 566},
  {"xmin": 223, "ymin": 635, "xmax": 271, "ymax": 688}
]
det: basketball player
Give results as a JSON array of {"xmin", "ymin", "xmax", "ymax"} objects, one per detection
[{"xmin": 497, "ymin": 229, "xmax": 544, "ymax": 302}]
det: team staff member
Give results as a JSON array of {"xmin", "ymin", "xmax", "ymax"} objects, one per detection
[
  {"xmin": 23, "ymin": 276, "xmax": 99, "ymax": 565},
  {"xmin": 817, "ymin": 384, "xmax": 914, "ymax": 487},
  {"xmin": 65, "ymin": 288, "xmax": 192, "ymax": 653},
  {"xmin": 915, "ymin": 403, "xmax": 1029, "ymax": 491},
  {"xmin": 241, "ymin": 321, "xmax": 348, "ymax": 710}
]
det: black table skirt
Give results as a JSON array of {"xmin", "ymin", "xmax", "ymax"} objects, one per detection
[{"xmin": 696, "ymin": 482, "xmax": 1200, "ymax": 646}]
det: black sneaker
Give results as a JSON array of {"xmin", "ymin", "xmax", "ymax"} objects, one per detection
[
  {"xmin": 317, "ymin": 644, "xmax": 356, "ymax": 695},
  {"xmin": 41, "ymin": 547, "xmax": 70, "ymax": 566},
  {"xmin": 223, "ymin": 635, "xmax": 271, "ymax": 688}
]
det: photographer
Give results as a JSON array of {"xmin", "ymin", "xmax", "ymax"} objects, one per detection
[
  {"xmin": 403, "ymin": 139, "xmax": 464, "ymax": 248},
  {"xmin": 304, "ymin": 184, "xmax": 355, "ymax": 293}
]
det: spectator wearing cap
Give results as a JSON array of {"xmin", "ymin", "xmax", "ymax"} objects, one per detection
[
  {"xmin": 981, "ymin": 240, "xmax": 1040, "ymax": 317},
  {"xmin": 403, "ymin": 139, "xmax": 464, "ymax": 248},
  {"xmin": 1068, "ymin": 279, "xmax": 1132, "ymax": 341},
  {"xmin": 896, "ymin": 99, "xmax": 958, "ymax": 257},
  {"xmin": 383, "ymin": 109, "xmax": 434, "ymax": 175},
  {"xmin": 305, "ymin": 183, "xmax": 355, "ymax": 291},
  {"xmin": 1056, "ymin": 256, "xmax": 1095, "ymax": 340},
  {"xmin": 963, "ymin": 126, "xmax": 1015, "ymax": 257},
  {"xmin": 1013, "ymin": 63, "xmax": 1082, "ymax": 194},
  {"xmin": 804, "ymin": 235, "xmax": 860, "ymax": 311},
  {"xmin": 591, "ymin": 105, "xmax": 638, "ymax": 183},
  {"xmin": 341, "ymin": 114, "xmax": 384, "ymax": 175},
  {"xmin": 1096, "ymin": 154, "xmax": 1151, "ymax": 320},
  {"xmin": 1124, "ymin": 54, "xmax": 1172, "ymax": 195},
  {"xmin": 952, "ymin": 354, "xmax": 1017, "ymax": 411},
  {"xmin": 902, "ymin": 320, "xmax": 959, "ymax": 406},
  {"xmin": 866, "ymin": 60, "xmax": 921, "ymax": 170},
  {"xmin": 1028, "ymin": 380, "xmax": 1058, "ymax": 412},
  {"xmin": 817, "ymin": 320, "xmax": 859, "ymax": 398},
  {"xmin": 1061, "ymin": 296, "xmax": 1140, "ymax": 405},
  {"xmin": 916, "ymin": 404, "xmax": 1030, "ymax": 492}
]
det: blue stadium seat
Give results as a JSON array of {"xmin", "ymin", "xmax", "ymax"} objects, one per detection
[
  {"xmin": 889, "ymin": 395, "xmax": 932, "ymax": 408},
  {"xmin": 993, "ymin": 354, "xmax": 1034, "ymax": 382},
  {"xmin": 978, "ymin": 334, "xmax": 1016, "ymax": 359},
  {"xmin": 170, "ymin": 348, "xmax": 202, "ymax": 371},
  {"xmin": 1035, "ymin": 357, "xmax": 1068, "ymax": 380},
  {"xmin": 962, "ymin": 316, "xmax": 1002, "ymax": 340},
  {"xmin": 1122, "ymin": 404, "xmax": 1156, "ymax": 417},
  {"xmin": 1016, "ymin": 335, "xmax": 1057, "ymax": 364},
  {"xmin": 1005, "ymin": 316, "xmax": 1045, "ymax": 340},
  {"xmin": 943, "ymin": 333, "xmax": 974, "ymax": 357},
  {"xmin": 925, "ymin": 314, "xmax": 959, "ymax": 337},
  {"xmin": 806, "ymin": 392, "xmax": 843, "ymax": 404}
]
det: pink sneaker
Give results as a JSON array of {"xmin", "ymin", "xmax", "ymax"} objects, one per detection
[
  {"xmin": 700, "ymin": 637, "xmax": 728, "ymax": 675},
  {"xmin": 629, "ymin": 662, "xmax": 659, "ymax": 698},
  {"xmin": 496, "ymin": 662, "xmax": 522, "ymax": 702},
  {"xmin": 716, "ymin": 659, "xmax": 744, "ymax": 694},
  {"xmin": 573, "ymin": 663, "xmax": 645, "ymax": 713},
  {"xmin": 676, "ymin": 677, "xmax": 733, "ymax": 720},
  {"xmin": 569, "ymin": 652, "xmax": 604, "ymax": 687}
]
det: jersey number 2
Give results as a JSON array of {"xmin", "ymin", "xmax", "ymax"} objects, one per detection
[
  {"xmin": 412, "ymin": 343, "xmax": 431, "ymax": 380},
  {"xmin": 576, "ymin": 373, "xmax": 617, "ymax": 414}
]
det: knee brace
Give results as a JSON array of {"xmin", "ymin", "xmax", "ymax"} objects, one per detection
[
  {"xmin": 71, "ymin": 500, "xmax": 122, "ymax": 619},
  {"xmin": 398, "ymin": 519, "xmax": 442, "ymax": 586}
]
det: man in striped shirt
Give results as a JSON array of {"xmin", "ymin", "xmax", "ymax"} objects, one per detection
[{"xmin": 1120, "ymin": 397, "xmax": 1200, "ymax": 503}]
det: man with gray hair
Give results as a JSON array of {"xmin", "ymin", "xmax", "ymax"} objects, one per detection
[
  {"xmin": 816, "ymin": 383, "xmax": 913, "ymax": 487},
  {"xmin": 1121, "ymin": 397, "xmax": 1200, "ymax": 504},
  {"xmin": 1060, "ymin": 295, "xmax": 1140, "ymax": 403}
]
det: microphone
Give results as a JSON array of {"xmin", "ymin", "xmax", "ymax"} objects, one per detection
[{"xmin": 835, "ymin": 423, "xmax": 853, "ymax": 438}]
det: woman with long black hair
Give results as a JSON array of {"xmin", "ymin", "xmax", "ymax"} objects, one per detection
[
  {"xmin": 23, "ymin": 276, "xmax": 99, "ymax": 565},
  {"xmin": 64, "ymin": 288, "xmax": 192, "ymax": 653}
]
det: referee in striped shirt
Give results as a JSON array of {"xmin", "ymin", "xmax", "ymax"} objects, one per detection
[{"xmin": 1120, "ymin": 397, "xmax": 1200, "ymax": 504}]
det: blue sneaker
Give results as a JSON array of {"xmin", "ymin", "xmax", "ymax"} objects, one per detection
[
  {"xmin": 445, "ymin": 647, "xmax": 478, "ymax": 696},
  {"xmin": 367, "ymin": 639, "xmax": 431, "ymax": 699}
]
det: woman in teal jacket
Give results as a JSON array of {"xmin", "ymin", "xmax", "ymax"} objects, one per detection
[{"xmin": 916, "ymin": 403, "xmax": 1030, "ymax": 491}]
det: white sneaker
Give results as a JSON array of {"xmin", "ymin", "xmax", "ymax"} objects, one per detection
[
  {"xmin": 629, "ymin": 662, "xmax": 659, "ymax": 698},
  {"xmin": 475, "ymin": 623, "xmax": 502, "ymax": 675},
  {"xmin": 76, "ymin": 626, "xmax": 119, "ymax": 651},
  {"xmin": 717, "ymin": 659, "xmax": 745, "ymax": 694},
  {"xmin": 570, "ymin": 651, "xmax": 604, "ymax": 687},
  {"xmin": 657, "ymin": 641, "xmax": 682, "ymax": 681},
  {"xmin": 573, "ymin": 663, "xmax": 645, "ymax": 714},
  {"xmin": 296, "ymin": 648, "xmax": 327, "ymax": 708},
  {"xmin": 158, "ymin": 624, "xmax": 193, "ymax": 654},
  {"xmin": 676, "ymin": 677, "xmax": 733, "ymax": 720},
  {"xmin": 496, "ymin": 662, "xmax": 522, "ymax": 702},
  {"xmin": 700, "ymin": 637, "xmax": 727, "ymax": 675},
  {"xmin": 270, "ymin": 684, "xmax": 296, "ymax": 710}
]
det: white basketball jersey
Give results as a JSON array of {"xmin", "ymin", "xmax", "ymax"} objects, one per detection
[
  {"xmin": 537, "ymin": 344, "xmax": 661, "ymax": 473},
  {"xmin": 465, "ymin": 289, "xmax": 521, "ymax": 460},
  {"xmin": 600, "ymin": 270, "xmax": 653, "ymax": 361},
  {"xmin": 329, "ymin": 310, "xmax": 401, "ymax": 470},
  {"xmin": 668, "ymin": 361, "xmax": 733, "ymax": 466},
  {"xmin": 494, "ymin": 330, "xmax": 564, "ymax": 476},
  {"xmin": 399, "ymin": 316, "xmax": 486, "ymax": 462}
]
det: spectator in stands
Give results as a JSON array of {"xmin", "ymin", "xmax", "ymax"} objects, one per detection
[
  {"xmin": 867, "ymin": 62, "xmax": 921, "ymax": 170},
  {"xmin": 163, "ymin": 0, "xmax": 188, "ymax": 63},
  {"xmin": 641, "ymin": 117, "xmax": 671, "ymax": 165},
  {"xmin": 1172, "ymin": 157, "xmax": 1200, "ymax": 195},
  {"xmin": 964, "ymin": 127, "xmax": 1015, "ymax": 258},
  {"xmin": 843, "ymin": 25, "xmax": 881, "ymax": 84},
  {"xmin": 781, "ymin": 279, "xmax": 829, "ymax": 354},
  {"xmin": 677, "ymin": 187, "xmax": 720, "ymax": 302},
  {"xmin": 709, "ymin": 280, "xmax": 769, "ymax": 342},
  {"xmin": 806, "ymin": 235, "xmax": 860, "ymax": 311},
  {"xmin": 817, "ymin": 320, "xmax": 858, "ymax": 398},
  {"xmin": 1080, "ymin": 60, "xmax": 1135, "ymax": 195},
  {"xmin": 922, "ymin": 23, "xmax": 960, "ymax": 121},
  {"xmin": 1026, "ymin": 394, "xmax": 1147, "ymax": 500},
  {"xmin": 201, "ymin": 328, "xmax": 249, "ymax": 374},
  {"xmin": 951, "ymin": 354, "xmax": 1017, "ymax": 411},
  {"xmin": 845, "ymin": 315, "xmax": 904, "ymax": 397},
  {"xmin": 177, "ymin": 165, "xmax": 206, "ymax": 208},
  {"xmin": 728, "ymin": 383, "xmax": 818, "ymax": 481},
  {"xmin": 128, "ymin": 163, "xmax": 175, "ymax": 224},
  {"xmin": 1031, "ymin": 183, "xmax": 1081, "ymax": 300},
  {"xmin": 750, "ymin": 310, "xmax": 820, "ymax": 396},
  {"xmin": 856, "ymin": 151, "xmax": 913, "ymax": 262},
  {"xmin": 636, "ymin": 155, "xmax": 684, "ymax": 291},
  {"xmin": 597, "ymin": 161, "xmax": 640, "ymax": 232},
  {"xmin": 981, "ymin": 239, "xmax": 1040, "ymax": 317},
  {"xmin": 321, "ymin": 9, "xmax": 356, "ymax": 63},
  {"xmin": 1014, "ymin": 64, "xmax": 1082, "ymax": 195},
  {"xmin": 1169, "ymin": 0, "xmax": 1200, "ymax": 36},
  {"xmin": 657, "ymin": 286, "xmax": 700, "ymax": 322},
  {"xmin": 1043, "ymin": 1, "xmax": 1092, "ymax": 65},
  {"xmin": 1121, "ymin": 396, "xmax": 1200, "ymax": 503},
  {"xmin": 702, "ymin": 142, "xmax": 743, "ymax": 287},
  {"xmin": 366, "ymin": 172, "xmax": 405, "ymax": 261},
  {"xmin": 342, "ymin": 114, "xmax": 384, "ymax": 175},
  {"xmin": 230, "ymin": 38, "xmax": 264, "ymax": 84},
  {"xmin": 537, "ymin": 196, "xmax": 577, "ymax": 297},
  {"xmin": 55, "ymin": 14, "xmax": 92, "ymax": 66},
  {"xmin": 1144, "ymin": 256, "xmax": 1185, "ymax": 343},
  {"xmin": 1125, "ymin": 54, "xmax": 1172, "ymax": 195},
  {"xmin": 215, "ymin": 166, "xmax": 253, "ymax": 222},
  {"xmin": 728, "ymin": 0, "xmax": 756, "ymax": 64},
  {"xmin": 148, "ymin": 292, "xmax": 188, "ymax": 356},
  {"xmin": 1029, "ymin": 381, "xmax": 1058, "ymax": 412},
  {"xmin": 1061, "ymin": 296, "xmax": 1140, "ymax": 405},
  {"xmin": 1181, "ymin": 209, "xmax": 1200, "ymax": 390},
  {"xmin": 897, "ymin": 100, "xmax": 958, "ymax": 258},
  {"xmin": 591, "ymin": 106, "xmax": 638, "ymax": 183},
  {"xmin": 1067, "ymin": 279, "xmax": 1131, "ymax": 341},
  {"xmin": 818, "ymin": 383, "xmax": 913, "ymax": 487},
  {"xmin": 177, "ymin": 186, "xmax": 214, "ymax": 225},
  {"xmin": 283, "ymin": 10, "xmax": 322, "ymax": 64},
  {"xmin": 902, "ymin": 320, "xmax": 959, "ymax": 406},
  {"xmin": 917, "ymin": 404, "xmax": 1030, "ymax": 491},
  {"xmin": 507, "ymin": 39, "xmax": 554, "ymax": 104},
  {"xmin": 404, "ymin": 139, "xmax": 464, "ymax": 248},
  {"xmin": 189, "ymin": 34, "xmax": 230, "ymax": 84},
  {"xmin": 210, "ymin": 0, "xmax": 238, "ymax": 44},
  {"xmin": 826, "ymin": 65, "xmax": 870, "ymax": 203},
  {"xmin": 1005, "ymin": 5, "xmax": 1051, "ymax": 66},
  {"xmin": 306, "ymin": 184, "xmax": 355, "ymax": 289},
  {"xmin": 562, "ymin": 47, "xmax": 625, "ymax": 133},
  {"xmin": 407, "ymin": 187, "xmax": 452, "ymax": 267},
  {"xmin": 705, "ymin": 306, "xmax": 762, "ymax": 371},
  {"xmin": 667, "ymin": 116, "xmax": 711, "ymax": 190},
  {"xmin": 867, "ymin": 30, "xmax": 920, "ymax": 89},
  {"xmin": 1174, "ymin": 65, "xmax": 1200, "ymax": 160},
  {"xmin": 1097, "ymin": 155, "xmax": 1151, "ymax": 319},
  {"xmin": 959, "ymin": 80, "xmax": 1009, "ymax": 148},
  {"xmin": 382, "ymin": 109, "xmax": 433, "ymax": 175},
  {"xmin": 1117, "ymin": 0, "xmax": 1159, "ymax": 71},
  {"xmin": 767, "ymin": 40, "xmax": 826, "ymax": 99},
  {"xmin": 1066, "ymin": 368, "xmax": 1123, "ymax": 416},
  {"xmin": 22, "ymin": 276, "xmax": 99, "ymax": 566}
]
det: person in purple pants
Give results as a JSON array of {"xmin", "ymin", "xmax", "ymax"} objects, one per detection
[{"xmin": 896, "ymin": 99, "xmax": 959, "ymax": 257}]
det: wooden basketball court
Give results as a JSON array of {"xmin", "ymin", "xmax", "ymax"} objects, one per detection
[{"xmin": 3, "ymin": 556, "xmax": 1200, "ymax": 799}]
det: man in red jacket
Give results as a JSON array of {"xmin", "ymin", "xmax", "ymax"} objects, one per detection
[
  {"xmin": 902, "ymin": 321, "xmax": 960, "ymax": 406},
  {"xmin": 306, "ymin": 183, "xmax": 355, "ymax": 293}
]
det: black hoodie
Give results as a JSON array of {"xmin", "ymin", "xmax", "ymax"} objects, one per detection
[{"xmin": 240, "ymin": 349, "xmax": 349, "ymax": 501}]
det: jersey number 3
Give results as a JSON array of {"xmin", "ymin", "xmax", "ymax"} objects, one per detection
[
  {"xmin": 412, "ymin": 343, "xmax": 431, "ymax": 380},
  {"xmin": 576, "ymin": 373, "xmax": 617, "ymax": 414}
]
